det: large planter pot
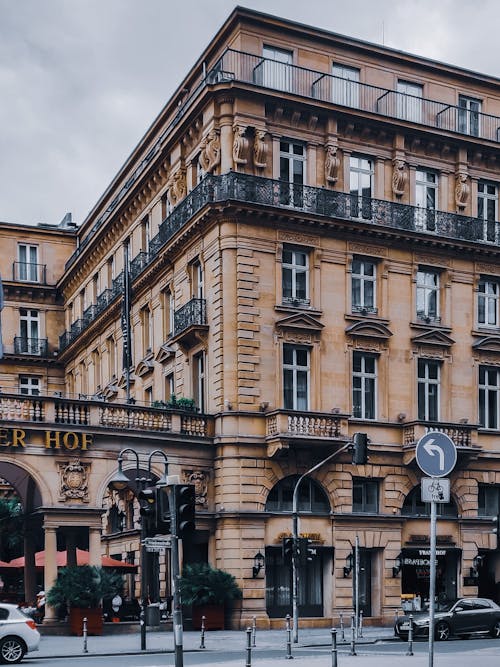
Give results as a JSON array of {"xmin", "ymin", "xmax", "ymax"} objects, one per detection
[
  {"xmin": 69, "ymin": 607, "xmax": 103, "ymax": 636},
  {"xmin": 192, "ymin": 604, "xmax": 224, "ymax": 630}
]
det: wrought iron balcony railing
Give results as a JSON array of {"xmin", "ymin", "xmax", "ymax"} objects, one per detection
[
  {"xmin": 173, "ymin": 298, "xmax": 207, "ymax": 338},
  {"xmin": 13, "ymin": 337, "xmax": 48, "ymax": 356},
  {"xmin": 12, "ymin": 262, "xmax": 47, "ymax": 284},
  {"xmin": 59, "ymin": 172, "xmax": 500, "ymax": 351},
  {"xmin": 213, "ymin": 49, "xmax": 500, "ymax": 143}
]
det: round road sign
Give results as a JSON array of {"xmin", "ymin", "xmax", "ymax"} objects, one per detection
[{"xmin": 415, "ymin": 431, "xmax": 457, "ymax": 478}]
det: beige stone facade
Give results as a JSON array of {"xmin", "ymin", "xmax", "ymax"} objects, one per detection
[{"xmin": 1, "ymin": 7, "xmax": 500, "ymax": 628}]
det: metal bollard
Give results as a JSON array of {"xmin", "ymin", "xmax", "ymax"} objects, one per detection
[
  {"xmin": 349, "ymin": 612, "xmax": 356, "ymax": 656},
  {"xmin": 331, "ymin": 628, "xmax": 338, "ymax": 667},
  {"xmin": 406, "ymin": 614, "xmax": 414, "ymax": 656},
  {"xmin": 245, "ymin": 627, "xmax": 252, "ymax": 667},
  {"xmin": 199, "ymin": 615, "xmax": 206, "ymax": 649},
  {"xmin": 340, "ymin": 612, "xmax": 345, "ymax": 641},
  {"xmin": 252, "ymin": 615, "xmax": 257, "ymax": 648},
  {"xmin": 285, "ymin": 614, "xmax": 294, "ymax": 659},
  {"xmin": 82, "ymin": 616, "xmax": 88, "ymax": 654},
  {"xmin": 394, "ymin": 609, "xmax": 399, "ymax": 628},
  {"xmin": 358, "ymin": 609, "xmax": 363, "ymax": 638}
]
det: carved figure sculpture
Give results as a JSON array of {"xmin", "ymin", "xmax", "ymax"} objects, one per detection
[
  {"xmin": 455, "ymin": 172, "xmax": 469, "ymax": 209},
  {"xmin": 324, "ymin": 145, "xmax": 340, "ymax": 184},
  {"xmin": 253, "ymin": 129, "xmax": 267, "ymax": 169},
  {"xmin": 392, "ymin": 159, "xmax": 407, "ymax": 197},
  {"xmin": 233, "ymin": 125, "xmax": 249, "ymax": 165},
  {"xmin": 199, "ymin": 129, "xmax": 221, "ymax": 173}
]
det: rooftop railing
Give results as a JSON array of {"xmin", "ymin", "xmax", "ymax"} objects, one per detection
[
  {"xmin": 59, "ymin": 171, "xmax": 500, "ymax": 351},
  {"xmin": 215, "ymin": 49, "xmax": 500, "ymax": 142}
]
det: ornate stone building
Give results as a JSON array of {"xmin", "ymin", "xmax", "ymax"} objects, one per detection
[{"xmin": 1, "ymin": 7, "xmax": 500, "ymax": 627}]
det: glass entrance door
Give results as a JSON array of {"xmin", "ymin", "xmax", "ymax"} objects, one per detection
[{"xmin": 265, "ymin": 546, "xmax": 324, "ymax": 618}]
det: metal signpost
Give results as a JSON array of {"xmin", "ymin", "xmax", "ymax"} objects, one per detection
[{"xmin": 415, "ymin": 432, "xmax": 457, "ymax": 667}]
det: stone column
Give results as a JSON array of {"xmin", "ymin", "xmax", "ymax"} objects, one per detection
[
  {"xmin": 219, "ymin": 97, "xmax": 234, "ymax": 174},
  {"xmin": 88, "ymin": 527, "xmax": 102, "ymax": 567},
  {"xmin": 43, "ymin": 526, "xmax": 58, "ymax": 622}
]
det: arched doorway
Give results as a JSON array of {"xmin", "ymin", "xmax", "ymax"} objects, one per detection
[
  {"xmin": 264, "ymin": 475, "xmax": 331, "ymax": 618},
  {"xmin": 0, "ymin": 462, "xmax": 44, "ymax": 605}
]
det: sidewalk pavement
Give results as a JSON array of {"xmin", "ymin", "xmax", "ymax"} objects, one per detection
[{"xmin": 33, "ymin": 625, "xmax": 398, "ymax": 659}]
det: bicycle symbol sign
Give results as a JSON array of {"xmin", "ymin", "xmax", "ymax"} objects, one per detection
[{"xmin": 421, "ymin": 477, "xmax": 450, "ymax": 503}]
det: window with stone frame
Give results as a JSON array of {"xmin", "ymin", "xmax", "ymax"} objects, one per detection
[
  {"xmin": 283, "ymin": 344, "xmax": 310, "ymax": 411},
  {"xmin": 352, "ymin": 479, "xmax": 379, "ymax": 513},
  {"xmin": 282, "ymin": 245, "xmax": 310, "ymax": 306}
]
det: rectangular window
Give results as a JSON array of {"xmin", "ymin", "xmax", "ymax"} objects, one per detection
[
  {"xmin": 162, "ymin": 287, "xmax": 175, "ymax": 339},
  {"xmin": 349, "ymin": 156, "xmax": 373, "ymax": 220},
  {"xmin": 282, "ymin": 246, "xmax": 309, "ymax": 305},
  {"xmin": 191, "ymin": 261, "xmax": 203, "ymax": 300},
  {"xmin": 352, "ymin": 352, "xmax": 376, "ymax": 419},
  {"xmin": 332, "ymin": 64, "xmax": 360, "ymax": 107},
  {"xmin": 165, "ymin": 373, "xmax": 175, "ymax": 401},
  {"xmin": 479, "ymin": 365, "xmax": 500, "ymax": 429},
  {"xmin": 107, "ymin": 336, "xmax": 116, "ymax": 380},
  {"xmin": 141, "ymin": 306, "xmax": 153, "ymax": 354},
  {"xmin": 19, "ymin": 308, "xmax": 40, "ymax": 354},
  {"xmin": 145, "ymin": 386, "xmax": 153, "ymax": 406},
  {"xmin": 458, "ymin": 95, "xmax": 481, "ymax": 136},
  {"xmin": 397, "ymin": 80, "xmax": 423, "ymax": 123},
  {"xmin": 418, "ymin": 359, "xmax": 440, "ymax": 421},
  {"xmin": 352, "ymin": 258, "xmax": 377, "ymax": 313},
  {"xmin": 280, "ymin": 140, "xmax": 305, "ymax": 207},
  {"xmin": 478, "ymin": 278, "xmax": 500, "ymax": 327},
  {"xmin": 141, "ymin": 215, "xmax": 150, "ymax": 254},
  {"xmin": 19, "ymin": 376, "xmax": 40, "ymax": 396},
  {"xmin": 478, "ymin": 485, "xmax": 500, "ymax": 516},
  {"xmin": 283, "ymin": 344, "xmax": 310, "ymax": 410},
  {"xmin": 259, "ymin": 45, "xmax": 293, "ymax": 91},
  {"xmin": 17, "ymin": 244, "xmax": 39, "ymax": 282},
  {"xmin": 352, "ymin": 480, "xmax": 379, "ymax": 513},
  {"xmin": 415, "ymin": 170, "xmax": 438, "ymax": 231},
  {"xmin": 416, "ymin": 269, "xmax": 440, "ymax": 321},
  {"xmin": 193, "ymin": 351, "xmax": 205, "ymax": 412},
  {"xmin": 477, "ymin": 181, "xmax": 498, "ymax": 243}
]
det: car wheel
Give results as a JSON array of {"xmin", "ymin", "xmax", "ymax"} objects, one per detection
[
  {"xmin": 435, "ymin": 621, "xmax": 450, "ymax": 641},
  {"xmin": 0, "ymin": 636, "xmax": 26, "ymax": 664},
  {"xmin": 490, "ymin": 620, "xmax": 500, "ymax": 638}
]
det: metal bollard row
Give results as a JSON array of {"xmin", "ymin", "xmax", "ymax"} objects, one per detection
[
  {"xmin": 82, "ymin": 616, "xmax": 88, "ymax": 654},
  {"xmin": 245, "ymin": 626, "xmax": 252, "ymax": 667},
  {"xmin": 285, "ymin": 613, "xmax": 294, "ymax": 659},
  {"xmin": 252, "ymin": 615, "xmax": 257, "ymax": 648},
  {"xmin": 406, "ymin": 613, "xmax": 414, "ymax": 656},
  {"xmin": 358, "ymin": 609, "xmax": 363, "ymax": 638},
  {"xmin": 331, "ymin": 628, "xmax": 338, "ymax": 667},
  {"xmin": 199, "ymin": 615, "xmax": 206, "ymax": 649},
  {"xmin": 340, "ymin": 612, "xmax": 345, "ymax": 641},
  {"xmin": 349, "ymin": 612, "xmax": 356, "ymax": 656}
]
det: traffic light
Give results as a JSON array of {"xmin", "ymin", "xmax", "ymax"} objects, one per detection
[
  {"xmin": 282, "ymin": 537, "xmax": 294, "ymax": 561},
  {"xmin": 138, "ymin": 486, "xmax": 158, "ymax": 536},
  {"xmin": 173, "ymin": 484, "xmax": 196, "ymax": 539},
  {"xmin": 352, "ymin": 432, "xmax": 369, "ymax": 465},
  {"xmin": 297, "ymin": 538, "xmax": 317, "ymax": 566},
  {"xmin": 156, "ymin": 487, "xmax": 171, "ymax": 535}
]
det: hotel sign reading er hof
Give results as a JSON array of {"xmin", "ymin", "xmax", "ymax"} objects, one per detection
[{"xmin": 0, "ymin": 428, "xmax": 93, "ymax": 451}]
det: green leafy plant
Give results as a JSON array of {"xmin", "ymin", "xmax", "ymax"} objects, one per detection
[
  {"xmin": 0, "ymin": 497, "xmax": 24, "ymax": 559},
  {"xmin": 174, "ymin": 397, "xmax": 196, "ymax": 411},
  {"xmin": 179, "ymin": 563, "xmax": 242, "ymax": 606},
  {"xmin": 47, "ymin": 565, "xmax": 122, "ymax": 609}
]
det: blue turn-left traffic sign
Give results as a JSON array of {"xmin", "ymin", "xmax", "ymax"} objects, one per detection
[{"xmin": 415, "ymin": 431, "xmax": 457, "ymax": 478}]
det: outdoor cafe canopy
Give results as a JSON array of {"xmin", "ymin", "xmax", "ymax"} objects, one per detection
[{"xmin": 0, "ymin": 549, "xmax": 137, "ymax": 571}]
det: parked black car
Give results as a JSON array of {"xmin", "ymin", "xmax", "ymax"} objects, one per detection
[{"xmin": 395, "ymin": 598, "xmax": 500, "ymax": 640}]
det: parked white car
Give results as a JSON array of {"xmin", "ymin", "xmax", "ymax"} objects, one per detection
[{"xmin": 0, "ymin": 603, "xmax": 40, "ymax": 664}]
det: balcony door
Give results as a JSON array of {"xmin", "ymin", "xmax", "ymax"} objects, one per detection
[
  {"xmin": 259, "ymin": 45, "xmax": 293, "ymax": 92},
  {"xmin": 397, "ymin": 80, "xmax": 423, "ymax": 123},
  {"xmin": 279, "ymin": 141, "xmax": 305, "ymax": 208},
  {"xmin": 332, "ymin": 64, "xmax": 360, "ymax": 108},
  {"xmin": 478, "ymin": 181, "xmax": 498, "ymax": 243},
  {"xmin": 17, "ymin": 244, "xmax": 39, "ymax": 282},
  {"xmin": 349, "ymin": 156, "xmax": 373, "ymax": 220},
  {"xmin": 458, "ymin": 95, "xmax": 481, "ymax": 137},
  {"xmin": 19, "ymin": 309, "xmax": 40, "ymax": 354},
  {"xmin": 415, "ymin": 169, "xmax": 437, "ymax": 231}
]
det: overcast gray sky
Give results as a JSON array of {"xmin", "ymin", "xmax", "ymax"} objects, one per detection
[{"xmin": 1, "ymin": 0, "xmax": 499, "ymax": 227}]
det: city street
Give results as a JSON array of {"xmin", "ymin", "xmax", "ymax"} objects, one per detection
[{"xmin": 21, "ymin": 634, "xmax": 500, "ymax": 667}]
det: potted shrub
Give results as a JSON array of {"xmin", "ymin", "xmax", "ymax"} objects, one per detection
[
  {"xmin": 47, "ymin": 565, "xmax": 122, "ymax": 635},
  {"xmin": 179, "ymin": 563, "xmax": 242, "ymax": 630}
]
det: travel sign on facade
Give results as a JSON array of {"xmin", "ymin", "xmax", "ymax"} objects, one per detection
[{"xmin": 0, "ymin": 428, "xmax": 93, "ymax": 450}]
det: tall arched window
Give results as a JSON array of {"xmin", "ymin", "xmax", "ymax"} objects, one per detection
[
  {"xmin": 402, "ymin": 486, "xmax": 457, "ymax": 517},
  {"xmin": 265, "ymin": 475, "xmax": 330, "ymax": 513}
]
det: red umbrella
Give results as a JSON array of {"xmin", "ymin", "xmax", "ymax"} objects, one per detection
[{"xmin": 2, "ymin": 550, "xmax": 136, "ymax": 571}]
